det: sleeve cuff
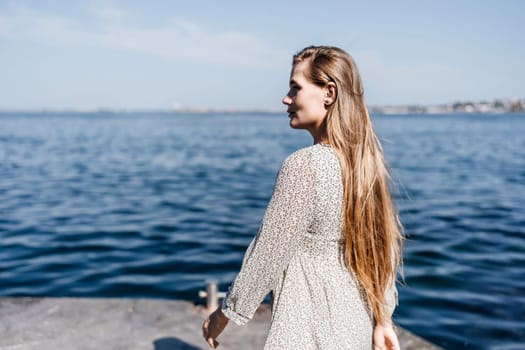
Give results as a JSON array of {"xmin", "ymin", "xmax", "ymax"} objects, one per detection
[{"xmin": 221, "ymin": 296, "xmax": 251, "ymax": 326}]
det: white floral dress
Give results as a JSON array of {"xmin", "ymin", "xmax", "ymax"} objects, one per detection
[{"xmin": 222, "ymin": 143, "xmax": 397, "ymax": 349}]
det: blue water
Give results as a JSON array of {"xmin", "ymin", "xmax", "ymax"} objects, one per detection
[{"xmin": 0, "ymin": 112, "xmax": 524, "ymax": 349}]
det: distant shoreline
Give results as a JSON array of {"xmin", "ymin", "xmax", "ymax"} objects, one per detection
[
  {"xmin": 0, "ymin": 110, "xmax": 523, "ymax": 116},
  {"xmin": 1, "ymin": 98, "xmax": 524, "ymax": 115}
]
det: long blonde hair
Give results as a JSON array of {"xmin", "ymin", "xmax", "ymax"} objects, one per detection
[{"xmin": 293, "ymin": 46, "xmax": 403, "ymax": 324}]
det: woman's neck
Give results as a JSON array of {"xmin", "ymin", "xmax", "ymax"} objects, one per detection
[
  {"xmin": 311, "ymin": 130, "xmax": 329, "ymax": 145},
  {"xmin": 309, "ymin": 118, "xmax": 329, "ymax": 145}
]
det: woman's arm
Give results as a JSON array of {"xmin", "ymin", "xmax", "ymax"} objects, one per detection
[
  {"xmin": 202, "ymin": 149, "xmax": 316, "ymax": 347},
  {"xmin": 221, "ymin": 149, "xmax": 316, "ymax": 324},
  {"xmin": 374, "ymin": 273, "xmax": 400, "ymax": 350}
]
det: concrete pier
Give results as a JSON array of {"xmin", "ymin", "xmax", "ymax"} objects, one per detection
[{"xmin": 0, "ymin": 297, "xmax": 442, "ymax": 349}]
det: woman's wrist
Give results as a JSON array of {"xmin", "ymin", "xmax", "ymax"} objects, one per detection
[
  {"xmin": 214, "ymin": 306, "xmax": 229, "ymax": 323},
  {"xmin": 376, "ymin": 318, "xmax": 393, "ymax": 327}
]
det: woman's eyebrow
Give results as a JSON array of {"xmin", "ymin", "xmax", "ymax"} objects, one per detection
[{"xmin": 289, "ymin": 79, "xmax": 299, "ymax": 87}]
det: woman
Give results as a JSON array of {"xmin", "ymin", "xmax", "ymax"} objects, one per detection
[{"xmin": 202, "ymin": 45, "xmax": 403, "ymax": 350}]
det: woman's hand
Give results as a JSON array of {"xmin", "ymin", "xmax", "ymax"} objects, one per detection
[
  {"xmin": 373, "ymin": 321, "xmax": 400, "ymax": 350},
  {"xmin": 202, "ymin": 306, "xmax": 229, "ymax": 348}
]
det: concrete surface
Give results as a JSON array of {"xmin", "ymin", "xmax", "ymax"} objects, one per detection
[{"xmin": 0, "ymin": 298, "xmax": 442, "ymax": 349}]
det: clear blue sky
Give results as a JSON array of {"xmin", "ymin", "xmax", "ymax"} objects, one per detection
[{"xmin": 1, "ymin": 0, "xmax": 524, "ymax": 110}]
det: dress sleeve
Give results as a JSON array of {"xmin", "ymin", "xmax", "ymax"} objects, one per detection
[
  {"xmin": 384, "ymin": 247, "xmax": 399, "ymax": 318},
  {"xmin": 221, "ymin": 150, "xmax": 315, "ymax": 325},
  {"xmin": 384, "ymin": 276, "xmax": 398, "ymax": 318}
]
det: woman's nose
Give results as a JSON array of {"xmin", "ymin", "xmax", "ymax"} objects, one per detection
[{"xmin": 282, "ymin": 95, "xmax": 292, "ymax": 105}]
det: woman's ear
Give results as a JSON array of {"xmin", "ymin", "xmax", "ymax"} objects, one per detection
[{"xmin": 324, "ymin": 82, "xmax": 337, "ymax": 106}]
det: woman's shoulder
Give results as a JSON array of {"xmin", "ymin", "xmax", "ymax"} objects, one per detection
[{"xmin": 281, "ymin": 144, "xmax": 333, "ymax": 171}]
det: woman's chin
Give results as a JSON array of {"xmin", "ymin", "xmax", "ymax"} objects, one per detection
[{"xmin": 289, "ymin": 118, "xmax": 304, "ymax": 129}]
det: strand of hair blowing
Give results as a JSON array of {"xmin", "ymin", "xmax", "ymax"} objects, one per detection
[{"xmin": 293, "ymin": 46, "xmax": 404, "ymax": 325}]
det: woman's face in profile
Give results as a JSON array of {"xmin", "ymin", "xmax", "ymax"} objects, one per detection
[{"xmin": 282, "ymin": 60, "xmax": 328, "ymax": 132}]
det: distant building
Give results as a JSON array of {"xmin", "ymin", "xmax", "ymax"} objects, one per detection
[{"xmin": 370, "ymin": 98, "xmax": 524, "ymax": 114}]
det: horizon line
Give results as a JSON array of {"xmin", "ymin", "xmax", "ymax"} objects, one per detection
[
  {"xmin": 0, "ymin": 97, "xmax": 523, "ymax": 114},
  {"xmin": 0, "ymin": 97, "xmax": 524, "ymax": 115}
]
